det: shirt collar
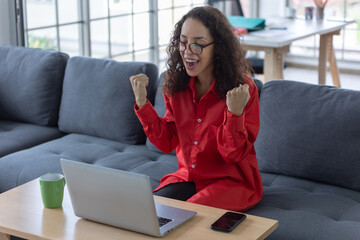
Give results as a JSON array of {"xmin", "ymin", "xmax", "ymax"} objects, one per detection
[{"xmin": 189, "ymin": 77, "xmax": 217, "ymax": 102}]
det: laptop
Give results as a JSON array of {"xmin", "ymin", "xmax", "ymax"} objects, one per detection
[{"xmin": 60, "ymin": 158, "xmax": 197, "ymax": 237}]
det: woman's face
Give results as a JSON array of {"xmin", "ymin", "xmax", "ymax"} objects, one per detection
[{"xmin": 179, "ymin": 18, "xmax": 214, "ymax": 79}]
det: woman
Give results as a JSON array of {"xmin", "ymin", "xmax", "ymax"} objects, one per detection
[{"xmin": 130, "ymin": 6, "xmax": 262, "ymax": 211}]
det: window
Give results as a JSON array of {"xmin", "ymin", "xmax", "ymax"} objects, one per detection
[
  {"xmin": 22, "ymin": 0, "xmax": 207, "ymax": 68},
  {"xmin": 19, "ymin": 0, "xmax": 360, "ymax": 69},
  {"xmin": 23, "ymin": 0, "xmax": 81, "ymax": 56}
]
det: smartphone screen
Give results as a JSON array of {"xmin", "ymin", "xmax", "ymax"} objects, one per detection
[{"xmin": 210, "ymin": 211, "xmax": 246, "ymax": 232}]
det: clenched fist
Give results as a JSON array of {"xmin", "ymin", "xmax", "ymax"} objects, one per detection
[
  {"xmin": 129, "ymin": 74, "xmax": 149, "ymax": 108},
  {"xmin": 226, "ymin": 84, "xmax": 250, "ymax": 116}
]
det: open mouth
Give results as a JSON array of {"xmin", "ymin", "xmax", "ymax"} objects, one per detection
[{"xmin": 185, "ymin": 59, "xmax": 199, "ymax": 69}]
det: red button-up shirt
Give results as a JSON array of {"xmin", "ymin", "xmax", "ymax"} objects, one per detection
[{"xmin": 135, "ymin": 76, "xmax": 262, "ymax": 211}]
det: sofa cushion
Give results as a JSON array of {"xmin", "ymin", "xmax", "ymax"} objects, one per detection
[
  {"xmin": 0, "ymin": 120, "xmax": 64, "ymax": 157},
  {"xmin": 58, "ymin": 57, "xmax": 158, "ymax": 144},
  {"xmin": 255, "ymin": 80, "xmax": 360, "ymax": 191},
  {"xmin": 0, "ymin": 133, "xmax": 178, "ymax": 193},
  {"xmin": 247, "ymin": 172, "xmax": 360, "ymax": 240},
  {"xmin": 0, "ymin": 45, "xmax": 68, "ymax": 126}
]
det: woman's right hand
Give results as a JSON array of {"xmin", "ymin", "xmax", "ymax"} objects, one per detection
[{"xmin": 129, "ymin": 74, "xmax": 149, "ymax": 108}]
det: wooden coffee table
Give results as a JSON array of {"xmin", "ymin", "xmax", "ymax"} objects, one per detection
[{"xmin": 0, "ymin": 179, "xmax": 278, "ymax": 240}]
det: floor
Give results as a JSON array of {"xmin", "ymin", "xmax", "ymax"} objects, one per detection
[{"xmin": 255, "ymin": 66, "xmax": 360, "ymax": 91}]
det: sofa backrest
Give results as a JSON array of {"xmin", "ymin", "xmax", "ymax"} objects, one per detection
[
  {"xmin": 0, "ymin": 45, "xmax": 68, "ymax": 126},
  {"xmin": 255, "ymin": 80, "xmax": 360, "ymax": 191},
  {"xmin": 58, "ymin": 56, "xmax": 158, "ymax": 144}
]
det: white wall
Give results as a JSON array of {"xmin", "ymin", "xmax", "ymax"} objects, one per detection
[
  {"xmin": 259, "ymin": 0, "xmax": 287, "ymax": 18},
  {"xmin": 0, "ymin": 0, "xmax": 17, "ymax": 45}
]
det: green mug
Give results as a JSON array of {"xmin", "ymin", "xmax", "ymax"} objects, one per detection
[{"xmin": 39, "ymin": 173, "xmax": 66, "ymax": 209}]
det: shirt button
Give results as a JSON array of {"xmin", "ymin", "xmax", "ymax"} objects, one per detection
[
  {"xmin": 197, "ymin": 118, "xmax": 202, "ymax": 123},
  {"xmin": 191, "ymin": 164, "xmax": 195, "ymax": 168},
  {"xmin": 194, "ymin": 141, "xmax": 198, "ymax": 145}
]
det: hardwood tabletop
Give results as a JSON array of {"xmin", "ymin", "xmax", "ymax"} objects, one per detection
[{"xmin": 0, "ymin": 179, "xmax": 278, "ymax": 240}]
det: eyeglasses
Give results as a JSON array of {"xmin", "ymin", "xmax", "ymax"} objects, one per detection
[{"xmin": 176, "ymin": 40, "xmax": 214, "ymax": 55}]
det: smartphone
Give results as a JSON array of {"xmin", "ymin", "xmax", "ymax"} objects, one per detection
[{"xmin": 210, "ymin": 211, "xmax": 246, "ymax": 232}]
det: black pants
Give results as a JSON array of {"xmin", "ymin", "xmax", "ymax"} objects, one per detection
[{"xmin": 154, "ymin": 182, "xmax": 196, "ymax": 201}]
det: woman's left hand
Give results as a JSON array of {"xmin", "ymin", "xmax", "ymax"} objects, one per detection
[{"xmin": 226, "ymin": 84, "xmax": 250, "ymax": 116}]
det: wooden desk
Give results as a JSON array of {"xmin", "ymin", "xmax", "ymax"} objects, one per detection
[
  {"xmin": 0, "ymin": 179, "xmax": 278, "ymax": 240},
  {"xmin": 240, "ymin": 18, "xmax": 355, "ymax": 86}
]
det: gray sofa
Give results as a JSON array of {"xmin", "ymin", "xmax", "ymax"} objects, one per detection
[{"xmin": 0, "ymin": 45, "xmax": 359, "ymax": 239}]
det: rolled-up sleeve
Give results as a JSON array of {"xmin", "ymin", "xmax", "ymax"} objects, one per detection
[{"xmin": 135, "ymin": 98, "xmax": 179, "ymax": 154}]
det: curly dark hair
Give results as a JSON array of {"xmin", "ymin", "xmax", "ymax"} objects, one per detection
[{"xmin": 164, "ymin": 6, "xmax": 251, "ymax": 98}]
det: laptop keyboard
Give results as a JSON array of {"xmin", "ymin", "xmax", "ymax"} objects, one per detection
[{"xmin": 158, "ymin": 216, "xmax": 173, "ymax": 227}]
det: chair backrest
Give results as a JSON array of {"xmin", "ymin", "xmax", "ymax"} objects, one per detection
[
  {"xmin": 252, "ymin": 78, "xmax": 263, "ymax": 97},
  {"xmin": 208, "ymin": 0, "xmax": 244, "ymax": 16}
]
